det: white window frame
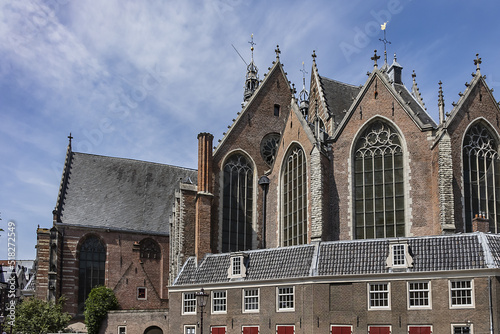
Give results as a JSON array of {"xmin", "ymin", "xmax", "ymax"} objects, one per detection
[
  {"xmin": 227, "ymin": 254, "xmax": 247, "ymax": 279},
  {"xmin": 184, "ymin": 325, "xmax": 196, "ymax": 334},
  {"xmin": 449, "ymin": 279, "xmax": 474, "ymax": 309},
  {"xmin": 368, "ymin": 282, "xmax": 391, "ymax": 310},
  {"xmin": 137, "ymin": 287, "xmax": 147, "ymax": 300},
  {"xmin": 182, "ymin": 292, "xmax": 197, "ymax": 315},
  {"xmin": 367, "ymin": 325, "xmax": 391, "ymax": 333},
  {"xmin": 212, "ymin": 290, "xmax": 227, "ymax": 314},
  {"xmin": 407, "ymin": 281, "xmax": 432, "ymax": 310},
  {"xmin": 118, "ymin": 326, "xmax": 126, "ymax": 334},
  {"xmin": 243, "ymin": 288, "xmax": 260, "ymax": 313},
  {"xmin": 276, "ymin": 286, "xmax": 295, "ymax": 312},
  {"xmin": 392, "ymin": 243, "xmax": 406, "ymax": 266},
  {"xmin": 451, "ymin": 323, "xmax": 473, "ymax": 334},
  {"xmin": 330, "ymin": 324, "xmax": 353, "ymax": 333}
]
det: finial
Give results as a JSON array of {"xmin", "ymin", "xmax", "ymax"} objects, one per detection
[
  {"xmin": 300, "ymin": 61, "xmax": 308, "ymax": 87},
  {"xmin": 438, "ymin": 81, "xmax": 445, "ymax": 125},
  {"xmin": 412, "ymin": 70, "xmax": 416, "ymax": 80},
  {"xmin": 312, "ymin": 50, "xmax": 317, "ymax": 62},
  {"xmin": 371, "ymin": 50, "xmax": 380, "ymax": 68},
  {"xmin": 68, "ymin": 132, "xmax": 73, "ymax": 146},
  {"xmin": 379, "ymin": 22, "xmax": 391, "ymax": 64},
  {"xmin": 393, "ymin": 52, "xmax": 397, "ymax": 63},
  {"xmin": 275, "ymin": 45, "xmax": 281, "ymax": 60},
  {"xmin": 474, "ymin": 53, "xmax": 482, "ymax": 72}
]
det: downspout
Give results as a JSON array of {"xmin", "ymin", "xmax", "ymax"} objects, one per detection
[
  {"xmin": 258, "ymin": 175, "xmax": 270, "ymax": 249},
  {"xmin": 58, "ymin": 227, "xmax": 65, "ymax": 299},
  {"xmin": 489, "ymin": 276, "xmax": 494, "ymax": 334}
]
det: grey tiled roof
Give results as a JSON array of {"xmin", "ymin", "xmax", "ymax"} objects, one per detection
[
  {"xmin": 320, "ymin": 76, "xmax": 361, "ymax": 124},
  {"xmin": 59, "ymin": 152, "xmax": 197, "ymax": 234},
  {"xmin": 393, "ymin": 83, "xmax": 437, "ymax": 129},
  {"xmin": 173, "ymin": 233, "xmax": 500, "ymax": 286}
]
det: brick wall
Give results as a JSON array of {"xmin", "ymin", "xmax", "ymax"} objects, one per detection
[{"xmin": 35, "ymin": 228, "xmax": 50, "ymax": 300}]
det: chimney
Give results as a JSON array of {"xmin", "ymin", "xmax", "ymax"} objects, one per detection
[
  {"xmin": 195, "ymin": 133, "xmax": 214, "ymax": 262},
  {"xmin": 472, "ymin": 214, "xmax": 490, "ymax": 233}
]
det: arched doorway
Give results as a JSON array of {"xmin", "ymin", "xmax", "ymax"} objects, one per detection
[{"xmin": 144, "ymin": 326, "xmax": 163, "ymax": 334}]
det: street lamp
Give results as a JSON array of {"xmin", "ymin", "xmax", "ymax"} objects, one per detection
[{"xmin": 195, "ymin": 288, "xmax": 209, "ymax": 334}]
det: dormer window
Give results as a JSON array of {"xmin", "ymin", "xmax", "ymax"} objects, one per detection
[
  {"xmin": 228, "ymin": 253, "xmax": 247, "ymax": 279},
  {"xmin": 387, "ymin": 240, "xmax": 413, "ymax": 269}
]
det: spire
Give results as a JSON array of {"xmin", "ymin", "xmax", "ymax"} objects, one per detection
[
  {"xmin": 411, "ymin": 70, "xmax": 426, "ymax": 109},
  {"xmin": 438, "ymin": 81, "xmax": 445, "ymax": 125},
  {"xmin": 243, "ymin": 34, "xmax": 259, "ymax": 103},
  {"xmin": 299, "ymin": 61, "xmax": 309, "ymax": 118}
]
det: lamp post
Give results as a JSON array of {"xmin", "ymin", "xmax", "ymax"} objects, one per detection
[{"xmin": 195, "ymin": 288, "xmax": 209, "ymax": 334}]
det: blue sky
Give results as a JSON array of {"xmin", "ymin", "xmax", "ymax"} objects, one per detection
[{"xmin": 1, "ymin": 0, "xmax": 499, "ymax": 259}]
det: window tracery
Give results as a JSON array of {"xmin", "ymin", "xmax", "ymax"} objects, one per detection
[{"xmin": 140, "ymin": 238, "xmax": 161, "ymax": 259}]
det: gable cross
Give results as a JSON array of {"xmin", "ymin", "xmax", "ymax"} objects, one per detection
[
  {"xmin": 312, "ymin": 50, "xmax": 317, "ymax": 62},
  {"xmin": 371, "ymin": 50, "xmax": 380, "ymax": 68},
  {"xmin": 275, "ymin": 45, "xmax": 281, "ymax": 59},
  {"xmin": 474, "ymin": 53, "xmax": 482, "ymax": 72}
]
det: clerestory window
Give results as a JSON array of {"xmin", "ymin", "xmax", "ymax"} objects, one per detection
[
  {"xmin": 222, "ymin": 154, "xmax": 254, "ymax": 252},
  {"xmin": 282, "ymin": 145, "xmax": 307, "ymax": 246},
  {"xmin": 463, "ymin": 123, "xmax": 500, "ymax": 233},
  {"xmin": 354, "ymin": 121, "xmax": 405, "ymax": 239}
]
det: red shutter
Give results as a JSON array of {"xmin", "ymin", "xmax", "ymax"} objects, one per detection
[
  {"xmin": 369, "ymin": 326, "xmax": 390, "ymax": 334},
  {"xmin": 212, "ymin": 327, "xmax": 226, "ymax": 334},
  {"xmin": 332, "ymin": 326, "xmax": 352, "ymax": 334},
  {"xmin": 277, "ymin": 326, "xmax": 294, "ymax": 334},
  {"xmin": 409, "ymin": 326, "xmax": 431, "ymax": 334},
  {"xmin": 243, "ymin": 327, "xmax": 259, "ymax": 334}
]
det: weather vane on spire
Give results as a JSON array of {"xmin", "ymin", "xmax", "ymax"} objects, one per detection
[
  {"xmin": 379, "ymin": 22, "xmax": 391, "ymax": 64},
  {"xmin": 249, "ymin": 34, "xmax": 256, "ymax": 59},
  {"xmin": 300, "ymin": 61, "xmax": 308, "ymax": 88}
]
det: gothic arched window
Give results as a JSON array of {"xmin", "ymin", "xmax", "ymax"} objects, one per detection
[
  {"xmin": 78, "ymin": 236, "xmax": 105, "ymax": 312},
  {"xmin": 222, "ymin": 154, "xmax": 254, "ymax": 252},
  {"xmin": 140, "ymin": 238, "xmax": 161, "ymax": 259},
  {"xmin": 282, "ymin": 145, "xmax": 307, "ymax": 246},
  {"xmin": 354, "ymin": 121, "xmax": 405, "ymax": 239},
  {"xmin": 463, "ymin": 123, "xmax": 500, "ymax": 233}
]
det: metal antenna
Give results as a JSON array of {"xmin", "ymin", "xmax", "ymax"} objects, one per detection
[{"xmin": 232, "ymin": 44, "xmax": 248, "ymax": 66}]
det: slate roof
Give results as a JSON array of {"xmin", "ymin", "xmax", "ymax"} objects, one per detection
[
  {"xmin": 393, "ymin": 83, "xmax": 437, "ymax": 129},
  {"xmin": 173, "ymin": 233, "xmax": 500, "ymax": 286},
  {"xmin": 319, "ymin": 76, "xmax": 361, "ymax": 124},
  {"xmin": 57, "ymin": 152, "xmax": 197, "ymax": 234}
]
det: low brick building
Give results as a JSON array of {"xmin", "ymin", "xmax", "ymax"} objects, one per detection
[{"xmin": 170, "ymin": 232, "xmax": 500, "ymax": 334}]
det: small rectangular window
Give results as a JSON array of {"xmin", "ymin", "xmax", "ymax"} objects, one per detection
[
  {"xmin": 118, "ymin": 326, "xmax": 126, "ymax": 334},
  {"xmin": 232, "ymin": 257, "xmax": 241, "ymax": 276},
  {"xmin": 368, "ymin": 325, "xmax": 391, "ymax": 334},
  {"xmin": 452, "ymin": 324, "xmax": 472, "ymax": 334},
  {"xmin": 243, "ymin": 288, "xmax": 259, "ymax": 313},
  {"xmin": 137, "ymin": 287, "xmax": 147, "ymax": 300},
  {"xmin": 277, "ymin": 286, "xmax": 294, "ymax": 311},
  {"xmin": 184, "ymin": 325, "xmax": 196, "ymax": 334},
  {"xmin": 331, "ymin": 325, "xmax": 352, "ymax": 334},
  {"xmin": 408, "ymin": 325, "xmax": 432, "ymax": 334},
  {"xmin": 449, "ymin": 280, "xmax": 474, "ymax": 308},
  {"xmin": 242, "ymin": 326, "xmax": 259, "ymax": 334},
  {"xmin": 392, "ymin": 244, "xmax": 406, "ymax": 266},
  {"xmin": 212, "ymin": 290, "xmax": 227, "ymax": 314},
  {"xmin": 211, "ymin": 326, "xmax": 226, "ymax": 334},
  {"xmin": 277, "ymin": 325, "xmax": 294, "ymax": 334},
  {"xmin": 183, "ymin": 292, "xmax": 197, "ymax": 314},
  {"xmin": 408, "ymin": 281, "xmax": 431, "ymax": 309},
  {"xmin": 368, "ymin": 283, "xmax": 390, "ymax": 310},
  {"xmin": 274, "ymin": 104, "xmax": 280, "ymax": 117}
]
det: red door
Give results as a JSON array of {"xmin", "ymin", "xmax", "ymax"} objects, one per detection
[
  {"xmin": 369, "ymin": 326, "xmax": 391, "ymax": 334},
  {"xmin": 332, "ymin": 326, "xmax": 352, "ymax": 334},
  {"xmin": 277, "ymin": 326, "xmax": 294, "ymax": 334},
  {"xmin": 211, "ymin": 327, "xmax": 226, "ymax": 334},
  {"xmin": 243, "ymin": 327, "xmax": 259, "ymax": 334},
  {"xmin": 409, "ymin": 326, "xmax": 431, "ymax": 334}
]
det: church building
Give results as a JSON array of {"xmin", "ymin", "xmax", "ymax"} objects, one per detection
[{"xmin": 34, "ymin": 39, "xmax": 500, "ymax": 334}]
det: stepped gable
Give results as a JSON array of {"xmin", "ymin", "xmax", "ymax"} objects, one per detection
[{"xmin": 58, "ymin": 152, "xmax": 197, "ymax": 234}]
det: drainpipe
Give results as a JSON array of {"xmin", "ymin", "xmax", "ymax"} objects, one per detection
[
  {"xmin": 489, "ymin": 276, "xmax": 494, "ymax": 334},
  {"xmin": 258, "ymin": 175, "xmax": 270, "ymax": 249}
]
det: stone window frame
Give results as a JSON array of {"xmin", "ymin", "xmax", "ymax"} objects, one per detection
[
  {"xmin": 227, "ymin": 253, "xmax": 248, "ymax": 279},
  {"xmin": 137, "ymin": 287, "xmax": 147, "ymax": 300},
  {"xmin": 407, "ymin": 281, "xmax": 432, "ymax": 310},
  {"xmin": 386, "ymin": 240, "xmax": 413, "ymax": 269},
  {"xmin": 368, "ymin": 282, "xmax": 391, "ymax": 310},
  {"xmin": 462, "ymin": 121, "xmax": 500, "ymax": 233},
  {"xmin": 182, "ymin": 292, "xmax": 197, "ymax": 315},
  {"xmin": 280, "ymin": 143, "xmax": 308, "ymax": 247},
  {"xmin": 220, "ymin": 151, "xmax": 257, "ymax": 253},
  {"xmin": 242, "ymin": 288, "xmax": 259, "ymax": 313},
  {"xmin": 211, "ymin": 290, "xmax": 227, "ymax": 314},
  {"xmin": 276, "ymin": 286, "xmax": 295, "ymax": 312},
  {"xmin": 449, "ymin": 279, "xmax": 474, "ymax": 309}
]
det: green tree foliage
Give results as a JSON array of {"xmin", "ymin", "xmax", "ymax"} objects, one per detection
[
  {"xmin": 13, "ymin": 297, "xmax": 71, "ymax": 334},
  {"xmin": 84, "ymin": 286, "xmax": 119, "ymax": 334}
]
